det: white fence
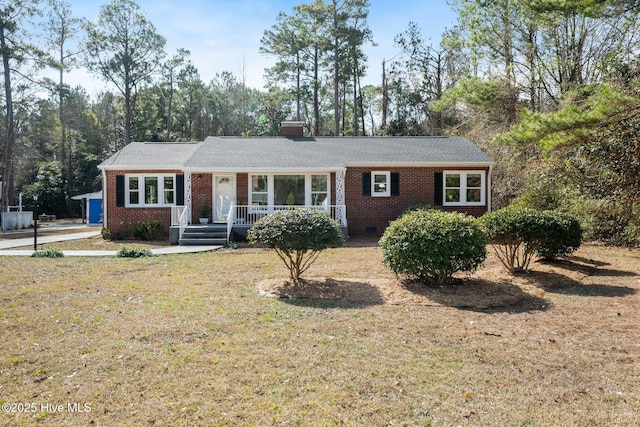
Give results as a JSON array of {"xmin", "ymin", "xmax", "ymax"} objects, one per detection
[{"xmin": 1, "ymin": 211, "xmax": 33, "ymax": 230}]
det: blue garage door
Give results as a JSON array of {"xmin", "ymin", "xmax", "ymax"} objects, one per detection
[{"xmin": 89, "ymin": 199, "xmax": 103, "ymax": 224}]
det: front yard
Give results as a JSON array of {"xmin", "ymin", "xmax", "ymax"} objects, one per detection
[{"xmin": 1, "ymin": 239, "xmax": 639, "ymax": 425}]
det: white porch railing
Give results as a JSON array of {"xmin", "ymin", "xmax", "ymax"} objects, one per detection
[
  {"xmin": 170, "ymin": 204, "xmax": 346, "ymax": 241},
  {"xmin": 170, "ymin": 206, "xmax": 184, "ymax": 226},
  {"xmin": 171, "ymin": 205, "xmax": 189, "ymax": 239},
  {"xmin": 232, "ymin": 205, "xmax": 347, "ymax": 227},
  {"xmin": 226, "ymin": 202, "xmax": 235, "ymax": 241}
]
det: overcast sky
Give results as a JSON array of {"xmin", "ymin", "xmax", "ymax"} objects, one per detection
[{"xmin": 60, "ymin": 0, "xmax": 457, "ymax": 94}]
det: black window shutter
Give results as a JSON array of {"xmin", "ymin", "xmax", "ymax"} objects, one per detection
[
  {"xmin": 391, "ymin": 172, "xmax": 400, "ymax": 196},
  {"xmin": 116, "ymin": 175, "xmax": 125, "ymax": 207},
  {"xmin": 362, "ymin": 172, "xmax": 371, "ymax": 196},
  {"xmin": 176, "ymin": 174, "xmax": 184, "ymax": 205},
  {"xmin": 434, "ymin": 172, "xmax": 443, "ymax": 205}
]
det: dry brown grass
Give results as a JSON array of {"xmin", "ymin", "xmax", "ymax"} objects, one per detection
[
  {"xmin": 0, "ymin": 238, "xmax": 639, "ymax": 426},
  {"xmin": 22, "ymin": 236, "xmax": 170, "ymax": 251}
]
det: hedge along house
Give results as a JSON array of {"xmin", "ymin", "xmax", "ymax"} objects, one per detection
[{"xmin": 98, "ymin": 124, "xmax": 494, "ymax": 245}]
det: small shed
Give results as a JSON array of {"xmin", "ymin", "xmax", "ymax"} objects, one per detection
[{"xmin": 71, "ymin": 191, "xmax": 103, "ymax": 225}]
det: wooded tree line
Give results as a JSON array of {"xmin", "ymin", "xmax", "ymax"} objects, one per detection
[
  {"xmin": 0, "ymin": 0, "xmax": 286, "ymax": 217},
  {"xmin": 447, "ymin": 0, "xmax": 640, "ymax": 245},
  {"xmin": 1, "ymin": 0, "xmax": 639, "ymax": 244}
]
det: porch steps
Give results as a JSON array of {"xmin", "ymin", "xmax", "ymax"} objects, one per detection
[{"xmin": 178, "ymin": 224, "xmax": 228, "ymax": 246}]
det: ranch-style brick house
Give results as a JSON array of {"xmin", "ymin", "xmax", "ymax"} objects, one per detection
[{"xmin": 98, "ymin": 123, "xmax": 494, "ymax": 245}]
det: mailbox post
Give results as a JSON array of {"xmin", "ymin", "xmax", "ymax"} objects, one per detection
[{"xmin": 33, "ymin": 195, "xmax": 38, "ymax": 251}]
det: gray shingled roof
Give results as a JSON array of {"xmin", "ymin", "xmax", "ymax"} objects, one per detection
[
  {"xmin": 99, "ymin": 136, "xmax": 493, "ymax": 170},
  {"xmin": 99, "ymin": 141, "xmax": 201, "ymax": 168}
]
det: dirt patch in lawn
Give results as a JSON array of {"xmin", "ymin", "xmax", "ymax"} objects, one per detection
[{"xmin": 256, "ymin": 242, "xmax": 605, "ymax": 311}]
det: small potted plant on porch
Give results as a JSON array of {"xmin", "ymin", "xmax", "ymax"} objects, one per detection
[{"xmin": 199, "ymin": 201, "xmax": 210, "ymax": 224}]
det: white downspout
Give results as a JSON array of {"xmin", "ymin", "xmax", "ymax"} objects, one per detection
[
  {"xmin": 487, "ymin": 164, "xmax": 493, "ymax": 212},
  {"xmin": 102, "ymin": 169, "xmax": 107, "ymax": 228}
]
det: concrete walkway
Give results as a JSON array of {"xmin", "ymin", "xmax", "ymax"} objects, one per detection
[{"xmin": 0, "ymin": 229, "xmax": 220, "ymax": 256}]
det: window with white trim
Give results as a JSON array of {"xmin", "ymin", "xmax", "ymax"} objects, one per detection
[
  {"xmin": 443, "ymin": 171, "xmax": 485, "ymax": 206},
  {"xmin": 144, "ymin": 176, "xmax": 159, "ymax": 204},
  {"xmin": 274, "ymin": 175, "xmax": 305, "ymax": 205},
  {"xmin": 163, "ymin": 176, "xmax": 175, "ymax": 204},
  {"xmin": 311, "ymin": 175, "xmax": 328, "ymax": 207},
  {"xmin": 372, "ymin": 171, "xmax": 390, "ymax": 197},
  {"xmin": 251, "ymin": 175, "xmax": 268, "ymax": 207},
  {"xmin": 249, "ymin": 173, "xmax": 331, "ymax": 209},
  {"xmin": 128, "ymin": 177, "xmax": 140, "ymax": 204},
  {"xmin": 126, "ymin": 174, "xmax": 176, "ymax": 207}
]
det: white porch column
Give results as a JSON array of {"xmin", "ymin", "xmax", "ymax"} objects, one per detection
[
  {"xmin": 185, "ymin": 171, "xmax": 192, "ymax": 224},
  {"xmin": 335, "ymin": 169, "xmax": 347, "ymax": 226}
]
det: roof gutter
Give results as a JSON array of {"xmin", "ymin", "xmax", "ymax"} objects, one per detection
[
  {"xmin": 98, "ymin": 165, "xmax": 190, "ymax": 171},
  {"xmin": 180, "ymin": 167, "xmax": 347, "ymax": 173},
  {"xmin": 344, "ymin": 161, "xmax": 494, "ymax": 168}
]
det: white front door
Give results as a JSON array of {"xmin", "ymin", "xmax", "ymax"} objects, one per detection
[{"xmin": 213, "ymin": 175, "xmax": 236, "ymax": 222}]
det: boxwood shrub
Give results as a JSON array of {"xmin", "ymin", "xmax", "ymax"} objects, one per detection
[
  {"xmin": 399, "ymin": 203, "xmax": 437, "ymax": 217},
  {"xmin": 535, "ymin": 212, "xmax": 583, "ymax": 261},
  {"xmin": 132, "ymin": 220, "xmax": 164, "ymax": 241},
  {"xmin": 479, "ymin": 206, "xmax": 545, "ymax": 273},
  {"xmin": 379, "ymin": 210, "xmax": 487, "ymax": 285},
  {"xmin": 479, "ymin": 206, "xmax": 582, "ymax": 273},
  {"xmin": 247, "ymin": 209, "xmax": 345, "ymax": 282}
]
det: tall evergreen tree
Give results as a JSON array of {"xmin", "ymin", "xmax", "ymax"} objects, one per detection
[
  {"xmin": 1, "ymin": 0, "xmax": 42, "ymax": 211},
  {"xmin": 175, "ymin": 63, "xmax": 207, "ymax": 140},
  {"xmin": 327, "ymin": 0, "xmax": 371, "ymax": 136},
  {"xmin": 162, "ymin": 48, "xmax": 189, "ymax": 141},
  {"xmin": 84, "ymin": 0, "xmax": 166, "ymax": 146},
  {"xmin": 260, "ymin": 0, "xmax": 371, "ymax": 136},
  {"xmin": 42, "ymin": 0, "xmax": 84, "ymax": 214}
]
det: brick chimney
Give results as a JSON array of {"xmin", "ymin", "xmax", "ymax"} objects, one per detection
[{"xmin": 280, "ymin": 121, "xmax": 305, "ymax": 137}]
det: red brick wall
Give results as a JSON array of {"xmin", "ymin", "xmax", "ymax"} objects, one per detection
[
  {"xmin": 345, "ymin": 167, "xmax": 490, "ymax": 236},
  {"xmin": 104, "ymin": 169, "xmax": 183, "ymax": 235},
  {"xmin": 105, "ymin": 168, "xmax": 489, "ymax": 237},
  {"xmin": 237, "ymin": 173, "xmax": 248, "ymax": 205},
  {"xmin": 191, "ymin": 173, "xmax": 212, "ymax": 223}
]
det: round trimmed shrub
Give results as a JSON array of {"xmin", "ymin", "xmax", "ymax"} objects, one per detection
[
  {"xmin": 479, "ymin": 206, "xmax": 583, "ymax": 272},
  {"xmin": 478, "ymin": 205, "xmax": 546, "ymax": 273},
  {"xmin": 247, "ymin": 209, "xmax": 345, "ymax": 282},
  {"xmin": 400, "ymin": 203, "xmax": 437, "ymax": 217},
  {"xmin": 379, "ymin": 210, "xmax": 487, "ymax": 285},
  {"xmin": 101, "ymin": 227, "xmax": 112, "ymax": 240},
  {"xmin": 535, "ymin": 212, "xmax": 583, "ymax": 261}
]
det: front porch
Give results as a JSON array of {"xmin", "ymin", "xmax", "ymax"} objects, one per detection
[{"xmin": 170, "ymin": 205, "xmax": 348, "ymax": 245}]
